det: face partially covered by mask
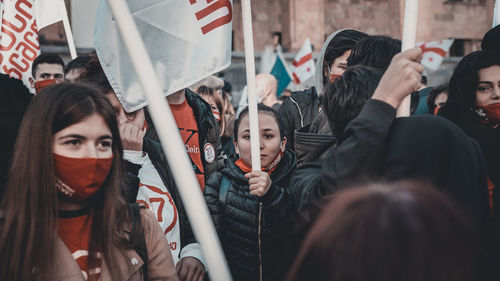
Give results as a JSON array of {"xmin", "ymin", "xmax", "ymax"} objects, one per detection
[
  {"xmin": 54, "ymin": 154, "xmax": 113, "ymax": 202},
  {"xmin": 52, "ymin": 113, "xmax": 115, "ymax": 203}
]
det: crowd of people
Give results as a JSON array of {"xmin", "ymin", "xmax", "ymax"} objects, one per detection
[{"xmin": 0, "ymin": 24, "xmax": 499, "ymax": 281}]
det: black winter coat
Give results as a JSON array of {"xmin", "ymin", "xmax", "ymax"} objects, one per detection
[
  {"xmin": 204, "ymin": 151, "xmax": 298, "ymax": 281},
  {"xmin": 278, "ymin": 87, "xmax": 319, "ymax": 150}
]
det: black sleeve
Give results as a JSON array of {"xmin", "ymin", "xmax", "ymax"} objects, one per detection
[
  {"xmin": 203, "ymin": 172, "xmax": 224, "ymax": 233},
  {"xmin": 319, "ymin": 99, "xmax": 396, "ymax": 195},
  {"xmin": 122, "ymin": 160, "xmax": 141, "ymax": 203},
  {"xmin": 278, "ymin": 98, "xmax": 299, "ymax": 150}
]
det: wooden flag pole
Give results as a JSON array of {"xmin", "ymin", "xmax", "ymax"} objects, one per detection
[
  {"xmin": 241, "ymin": 0, "xmax": 261, "ymax": 171},
  {"xmin": 60, "ymin": 0, "xmax": 77, "ymax": 59},
  {"xmin": 397, "ymin": 0, "xmax": 420, "ymax": 117},
  {"xmin": 104, "ymin": 0, "xmax": 232, "ymax": 280}
]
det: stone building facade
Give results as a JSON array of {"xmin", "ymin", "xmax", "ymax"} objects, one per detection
[{"xmin": 231, "ymin": 0, "xmax": 495, "ymax": 55}]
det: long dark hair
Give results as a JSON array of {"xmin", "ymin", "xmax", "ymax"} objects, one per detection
[
  {"xmin": 287, "ymin": 182, "xmax": 482, "ymax": 281},
  {"xmin": 439, "ymin": 50, "xmax": 500, "ymax": 129},
  {"xmin": 0, "ymin": 83, "xmax": 139, "ymax": 281}
]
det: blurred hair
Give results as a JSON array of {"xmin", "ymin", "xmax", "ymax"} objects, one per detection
[
  {"xmin": 347, "ymin": 35, "xmax": 402, "ymax": 70},
  {"xmin": 234, "ymin": 104, "xmax": 283, "ymax": 140},
  {"xmin": 196, "ymin": 85, "xmax": 225, "ymax": 135},
  {"xmin": 439, "ymin": 50, "xmax": 500, "ymax": 127},
  {"xmin": 427, "ymin": 83, "xmax": 449, "ymax": 113},
  {"xmin": 77, "ymin": 57, "xmax": 114, "ymax": 94},
  {"xmin": 31, "ymin": 53, "xmax": 64, "ymax": 78},
  {"xmin": 287, "ymin": 181, "xmax": 481, "ymax": 281},
  {"xmin": 323, "ymin": 65, "xmax": 383, "ymax": 139},
  {"xmin": 0, "ymin": 83, "xmax": 141, "ymax": 281},
  {"xmin": 322, "ymin": 29, "xmax": 368, "ymax": 84},
  {"xmin": 64, "ymin": 55, "xmax": 93, "ymax": 75}
]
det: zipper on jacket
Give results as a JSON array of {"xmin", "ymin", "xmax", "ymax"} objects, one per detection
[{"xmin": 258, "ymin": 202, "xmax": 263, "ymax": 281}]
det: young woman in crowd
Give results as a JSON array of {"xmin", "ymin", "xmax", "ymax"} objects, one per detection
[
  {"xmin": 0, "ymin": 83, "xmax": 177, "ymax": 281},
  {"xmin": 196, "ymin": 85, "xmax": 226, "ymax": 136},
  {"xmin": 439, "ymin": 50, "xmax": 500, "ymax": 226},
  {"xmin": 78, "ymin": 58, "xmax": 206, "ymax": 281},
  {"xmin": 204, "ymin": 104, "xmax": 298, "ymax": 281},
  {"xmin": 287, "ymin": 182, "xmax": 484, "ymax": 281},
  {"xmin": 427, "ymin": 83, "xmax": 448, "ymax": 115}
]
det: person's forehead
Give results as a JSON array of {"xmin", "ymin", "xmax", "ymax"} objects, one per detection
[{"xmin": 35, "ymin": 63, "xmax": 64, "ymax": 76}]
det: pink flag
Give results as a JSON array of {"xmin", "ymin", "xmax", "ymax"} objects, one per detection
[
  {"xmin": 0, "ymin": 0, "xmax": 66, "ymax": 89},
  {"xmin": 292, "ymin": 38, "xmax": 315, "ymax": 84},
  {"xmin": 417, "ymin": 39, "xmax": 454, "ymax": 72}
]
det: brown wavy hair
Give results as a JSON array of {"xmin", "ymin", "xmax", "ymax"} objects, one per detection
[
  {"xmin": 287, "ymin": 181, "xmax": 483, "ymax": 281},
  {"xmin": 0, "ymin": 83, "xmax": 141, "ymax": 281}
]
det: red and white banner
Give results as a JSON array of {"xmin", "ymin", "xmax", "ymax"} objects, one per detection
[
  {"xmin": 94, "ymin": 0, "xmax": 233, "ymax": 112},
  {"xmin": 291, "ymin": 38, "xmax": 315, "ymax": 84},
  {"xmin": 417, "ymin": 39, "xmax": 454, "ymax": 72},
  {"xmin": 0, "ymin": 0, "xmax": 66, "ymax": 89}
]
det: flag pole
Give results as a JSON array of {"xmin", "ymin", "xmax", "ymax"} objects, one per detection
[
  {"xmin": 103, "ymin": 0, "xmax": 232, "ymax": 280},
  {"xmin": 241, "ymin": 0, "xmax": 261, "ymax": 171},
  {"xmin": 397, "ymin": 0, "xmax": 419, "ymax": 117},
  {"xmin": 61, "ymin": 0, "xmax": 77, "ymax": 59},
  {"xmin": 494, "ymin": 0, "xmax": 500, "ymax": 27}
]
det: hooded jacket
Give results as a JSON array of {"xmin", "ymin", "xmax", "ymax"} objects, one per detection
[
  {"xmin": 31, "ymin": 210, "xmax": 178, "ymax": 281},
  {"xmin": 279, "ymin": 29, "xmax": 356, "ymax": 150},
  {"xmin": 204, "ymin": 151, "xmax": 298, "ymax": 281},
  {"xmin": 291, "ymin": 100, "xmax": 496, "ymax": 277}
]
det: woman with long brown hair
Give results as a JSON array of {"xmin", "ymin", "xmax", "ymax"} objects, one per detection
[{"xmin": 0, "ymin": 83, "xmax": 178, "ymax": 281}]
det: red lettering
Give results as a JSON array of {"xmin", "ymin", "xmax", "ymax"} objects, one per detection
[
  {"xmin": 193, "ymin": 0, "xmax": 232, "ymax": 34},
  {"xmin": 23, "ymin": 30, "xmax": 40, "ymax": 50},
  {"xmin": 3, "ymin": 65, "xmax": 22, "ymax": 79},
  {"xmin": 169, "ymin": 242, "xmax": 177, "ymax": 251},
  {"xmin": 150, "ymin": 197, "xmax": 165, "ymax": 222},
  {"xmin": 2, "ymin": 15, "xmax": 27, "ymax": 33},
  {"xmin": 15, "ymin": 0, "xmax": 33, "ymax": 20},
  {"xmin": 9, "ymin": 53, "xmax": 30, "ymax": 72},
  {"xmin": 16, "ymin": 41, "xmax": 38, "ymax": 61},
  {"xmin": 0, "ymin": 24, "xmax": 17, "ymax": 51}
]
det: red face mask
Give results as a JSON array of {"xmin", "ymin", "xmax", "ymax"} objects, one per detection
[
  {"xmin": 54, "ymin": 154, "xmax": 114, "ymax": 202},
  {"xmin": 212, "ymin": 110, "xmax": 221, "ymax": 122},
  {"xmin": 475, "ymin": 103, "xmax": 500, "ymax": 125},
  {"xmin": 329, "ymin": 73, "xmax": 342, "ymax": 83},
  {"xmin": 35, "ymin": 79, "xmax": 58, "ymax": 94}
]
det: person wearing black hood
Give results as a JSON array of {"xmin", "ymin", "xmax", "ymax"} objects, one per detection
[
  {"xmin": 290, "ymin": 49, "xmax": 497, "ymax": 280},
  {"xmin": 279, "ymin": 29, "xmax": 368, "ymax": 150},
  {"xmin": 204, "ymin": 104, "xmax": 297, "ymax": 281},
  {"xmin": 293, "ymin": 34, "xmax": 401, "ymax": 165},
  {"xmin": 438, "ymin": 50, "xmax": 500, "ymax": 235}
]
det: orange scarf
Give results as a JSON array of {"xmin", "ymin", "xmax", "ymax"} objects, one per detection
[{"xmin": 234, "ymin": 151, "xmax": 283, "ymax": 175}]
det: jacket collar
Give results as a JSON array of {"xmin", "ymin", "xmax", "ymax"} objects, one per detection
[{"xmin": 52, "ymin": 235, "xmax": 144, "ymax": 281}]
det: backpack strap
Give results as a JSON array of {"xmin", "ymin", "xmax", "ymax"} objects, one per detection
[
  {"xmin": 129, "ymin": 203, "xmax": 149, "ymax": 281},
  {"xmin": 219, "ymin": 176, "xmax": 231, "ymax": 210}
]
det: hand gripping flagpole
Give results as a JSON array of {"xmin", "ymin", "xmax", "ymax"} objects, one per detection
[
  {"xmin": 241, "ymin": 0, "xmax": 261, "ymax": 171},
  {"xmin": 104, "ymin": 0, "xmax": 232, "ymax": 280},
  {"xmin": 397, "ymin": 0, "xmax": 420, "ymax": 117}
]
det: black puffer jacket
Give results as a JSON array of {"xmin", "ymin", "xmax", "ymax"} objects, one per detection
[{"xmin": 204, "ymin": 151, "xmax": 298, "ymax": 281}]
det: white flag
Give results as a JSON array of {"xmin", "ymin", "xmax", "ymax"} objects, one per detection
[
  {"xmin": 94, "ymin": 0, "xmax": 233, "ymax": 112},
  {"xmin": 417, "ymin": 39, "xmax": 454, "ymax": 72},
  {"xmin": 0, "ymin": 0, "xmax": 66, "ymax": 89},
  {"xmin": 291, "ymin": 38, "xmax": 315, "ymax": 84}
]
